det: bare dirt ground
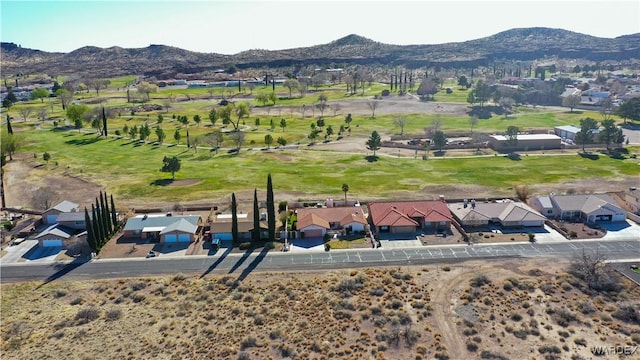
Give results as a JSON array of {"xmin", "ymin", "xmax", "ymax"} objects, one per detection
[{"xmin": 2, "ymin": 258, "xmax": 639, "ymax": 359}]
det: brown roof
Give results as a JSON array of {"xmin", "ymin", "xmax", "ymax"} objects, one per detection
[
  {"xmin": 367, "ymin": 200, "xmax": 452, "ymax": 227},
  {"xmin": 296, "ymin": 207, "xmax": 367, "ymax": 230}
]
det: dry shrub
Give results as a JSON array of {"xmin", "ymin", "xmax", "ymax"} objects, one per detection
[{"xmin": 75, "ymin": 307, "xmax": 100, "ymax": 325}]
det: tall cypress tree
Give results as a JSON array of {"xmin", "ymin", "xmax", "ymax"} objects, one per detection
[
  {"xmin": 91, "ymin": 204, "xmax": 102, "ymax": 251},
  {"xmin": 99, "ymin": 193, "xmax": 110, "ymax": 236},
  {"xmin": 84, "ymin": 207, "xmax": 97, "ymax": 254},
  {"xmin": 95, "ymin": 197, "xmax": 106, "ymax": 247},
  {"xmin": 102, "ymin": 107, "xmax": 108, "ymax": 136},
  {"xmin": 6, "ymin": 114, "xmax": 13, "ymax": 135},
  {"xmin": 110, "ymin": 194, "xmax": 118, "ymax": 231},
  {"xmin": 231, "ymin": 193, "xmax": 238, "ymax": 244},
  {"xmin": 252, "ymin": 189, "xmax": 260, "ymax": 242},
  {"xmin": 266, "ymin": 173, "xmax": 276, "ymax": 241},
  {"xmin": 101, "ymin": 191, "xmax": 112, "ymax": 235}
]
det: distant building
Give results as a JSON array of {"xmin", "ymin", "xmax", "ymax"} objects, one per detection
[{"xmin": 488, "ymin": 134, "xmax": 561, "ymax": 152}]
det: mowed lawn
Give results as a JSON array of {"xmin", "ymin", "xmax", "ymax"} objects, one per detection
[{"xmin": 20, "ymin": 129, "xmax": 640, "ymax": 202}]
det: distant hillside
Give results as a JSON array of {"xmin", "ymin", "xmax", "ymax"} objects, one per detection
[{"xmin": 1, "ymin": 27, "xmax": 639, "ymax": 78}]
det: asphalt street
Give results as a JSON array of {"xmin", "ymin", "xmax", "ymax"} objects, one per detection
[{"xmin": 1, "ymin": 239, "xmax": 638, "ymax": 283}]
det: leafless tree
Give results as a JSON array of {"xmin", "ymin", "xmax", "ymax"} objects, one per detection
[
  {"xmin": 514, "ymin": 185, "xmax": 531, "ymax": 202},
  {"xmin": 569, "ymin": 249, "xmax": 620, "ymax": 292},
  {"xmin": 330, "ymin": 103, "xmax": 342, "ymax": 116},
  {"xmin": 37, "ymin": 107, "xmax": 48, "ymax": 122},
  {"xmin": 393, "ymin": 116, "xmax": 408, "ymax": 136},
  {"xmin": 425, "ymin": 116, "xmax": 443, "ymax": 137},
  {"xmin": 367, "ymin": 100, "xmax": 379, "ymax": 118},
  {"xmin": 31, "ymin": 187, "xmax": 59, "ymax": 210},
  {"xmin": 599, "ymin": 98, "xmax": 615, "ymax": 121},
  {"xmin": 18, "ymin": 107, "xmax": 33, "ymax": 122},
  {"xmin": 230, "ymin": 131, "xmax": 245, "ymax": 151}
]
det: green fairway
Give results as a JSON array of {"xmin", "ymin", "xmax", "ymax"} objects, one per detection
[{"xmin": 19, "ymin": 129, "xmax": 640, "ymax": 202}]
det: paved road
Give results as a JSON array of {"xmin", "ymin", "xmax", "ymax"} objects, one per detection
[{"xmin": 1, "ymin": 239, "xmax": 638, "ymax": 283}]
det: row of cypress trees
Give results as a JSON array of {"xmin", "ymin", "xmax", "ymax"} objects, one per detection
[
  {"xmin": 84, "ymin": 191, "xmax": 119, "ymax": 255},
  {"xmin": 230, "ymin": 173, "xmax": 276, "ymax": 244}
]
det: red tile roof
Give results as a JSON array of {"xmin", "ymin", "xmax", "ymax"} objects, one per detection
[
  {"xmin": 368, "ymin": 200, "xmax": 452, "ymax": 226},
  {"xmin": 296, "ymin": 207, "xmax": 367, "ymax": 230}
]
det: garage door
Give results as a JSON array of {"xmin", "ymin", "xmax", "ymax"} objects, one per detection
[
  {"xmin": 43, "ymin": 239, "xmax": 63, "ymax": 247},
  {"xmin": 46, "ymin": 215, "xmax": 58, "ymax": 224},
  {"xmin": 178, "ymin": 234, "xmax": 190, "ymax": 242},
  {"xmin": 164, "ymin": 234, "xmax": 177, "ymax": 242},
  {"xmin": 304, "ymin": 229, "xmax": 323, "ymax": 238},
  {"xmin": 612, "ymin": 214, "xmax": 626, "ymax": 222}
]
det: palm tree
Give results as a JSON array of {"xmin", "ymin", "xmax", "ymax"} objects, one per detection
[{"xmin": 341, "ymin": 183, "xmax": 349, "ymax": 204}]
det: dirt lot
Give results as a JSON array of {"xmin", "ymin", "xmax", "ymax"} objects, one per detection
[{"xmin": 2, "ymin": 258, "xmax": 639, "ymax": 359}]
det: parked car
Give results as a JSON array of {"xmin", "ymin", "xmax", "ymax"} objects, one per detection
[{"xmin": 145, "ymin": 251, "xmax": 157, "ymax": 258}]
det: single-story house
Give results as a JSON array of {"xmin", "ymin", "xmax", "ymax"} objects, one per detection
[
  {"xmin": 449, "ymin": 200, "xmax": 546, "ymax": 228},
  {"xmin": 617, "ymin": 189, "xmax": 640, "ymax": 215},
  {"xmin": 296, "ymin": 207, "xmax": 368, "ymax": 238},
  {"xmin": 35, "ymin": 224, "xmax": 76, "ymax": 247},
  {"xmin": 55, "ymin": 211, "xmax": 91, "ymax": 230},
  {"xmin": 367, "ymin": 200, "xmax": 452, "ymax": 234},
  {"xmin": 488, "ymin": 134, "xmax": 562, "ymax": 152},
  {"xmin": 42, "ymin": 200, "xmax": 79, "ymax": 225},
  {"xmin": 530, "ymin": 194, "xmax": 626, "ymax": 223},
  {"xmin": 123, "ymin": 214, "xmax": 202, "ymax": 242},
  {"xmin": 210, "ymin": 212, "xmax": 268, "ymax": 241}
]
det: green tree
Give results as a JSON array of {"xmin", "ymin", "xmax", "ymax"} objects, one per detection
[
  {"xmin": 85, "ymin": 207, "xmax": 97, "ymax": 254},
  {"xmin": 173, "ymin": 129, "xmax": 181, "ymax": 144},
  {"xmin": 268, "ymin": 92, "xmax": 277, "ymax": 105},
  {"xmin": 326, "ymin": 125, "xmax": 334, "ymax": 139},
  {"xmin": 209, "ymin": 108, "xmax": 218, "ymax": 125},
  {"xmin": 264, "ymin": 134, "xmax": 273, "ymax": 148},
  {"xmin": 562, "ymin": 94, "xmax": 581, "ymax": 112},
  {"xmin": 341, "ymin": 183, "xmax": 349, "ymax": 203},
  {"xmin": 256, "ymin": 92, "xmax": 270, "ymax": 106},
  {"xmin": 616, "ymin": 97, "xmax": 640, "ymax": 122},
  {"xmin": 193, "ymin": 114, "xmax": 202, "ymax": 126},
  {"xmin": 43, "ymin": 152, "xmax": 51, "ymax": 164},
  {"xmin": 155, "ymin": 127, "xmax": 166, "ymax": 143},
  {"xmin": 279, "ymin": 118, "xmax": 287, "ymax": 131},
  {"xmin": 66, "ymin": 104, "xmax": 89, "ymax": 123},
  {"xmin": 366, "ymin": 131, "xmax": 381, "ymax": 156},
  {"xmin": 231, "ymin": 193, "xmax": 239, "ymax": 244},
  {"xmin": 137, "ymin": 81, "xmax": 157, "ymax": 101},
  {"xmin": 74, "ymin": 118, "xmax": 83, "ymax": 131},
  {"xmin": 253, "ymin": 189, "xmax": 261, "ymax": 242},
  {"xmin": 472, "ymin": 80, "xmax": 491, "ymax": 108},
  {"xmin": 345, "ymin": 113, "xmax": 353, "ymax": 128},
  {"xmin": 110, "ymin": 194, "xmax": 118, "ymax": 231},
  {"xmin": 277, "ymin": 136, "xmax": 286, "ymax": 147},
  {"xmin": 6, "ymin": 115, "xmax": 13, "ymax": 134},
  {"xmin": 30, "ymin": 88, "xmax": 49, "ymax": 102},
  {"xmin": 267, "ymin": 173, "xmax": 276, "ymax": 241},
  {"xmin": 432, "ymin": 130, "xmax": 447, "ymax": 152},
  {"xmin": 599, "ymin": 119, "xmax": 623, "ymax": 150},
  {"xmin": 161, "ymin": 156, "xmax": 181, "ymax": 180},
  {"xmin": 282, "ymin": 78, "xmax": 300, "ymax": 98},
  {"xmin": 457, "ymin": 75, "xmax": 469, "ymax": 89},
  {"xmin": 505, "ymin": 125, "xmax": 519, "ymax": 148},
  {"xmin": 575, "ymin": 117, "xmax": 598, "ymax": 153},
  {"xmin": 1, "ymin": 130, "xmax": 24, "ymax": 161},
  {"xmin": 129, "ymin": 125, "xmax": 138, "ymax": 139}
]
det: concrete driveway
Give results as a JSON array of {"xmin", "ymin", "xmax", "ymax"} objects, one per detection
[
  {"xmin": 289, "ymin": 238, "xmax": 326, "ymax": 252},
  {"xmin": 1, "ymin": 240, "xmax": 39, "ymax": 264},
  {"xmin": 379, "ymin": 238, "xmax": 423, "ymax": 249},
  {"xmin": 601, "ymin": 220, "xmax": 640, "ymax": 241}
]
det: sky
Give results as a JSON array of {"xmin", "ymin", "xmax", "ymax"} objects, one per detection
[{"xmin": 1, "ymin": 0, "xmax": 639, "ymax": 55}]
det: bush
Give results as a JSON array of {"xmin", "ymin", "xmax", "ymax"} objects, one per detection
[
  {"xmin": 240, "ymin": 336, "xmax": 258, "ymax": 350},
  {"xmin": 470, "ymin": 274, "xmax": 491, "ymax": 287},
  {"xmin": 538, "ymin": 345, "xmax": 562, "ymax": 354},
  {"xmin": 105, "ymin": 308, "xmax": 122, "ymax": 321},
  {"xmin": 368, "ymin": 287, "xmax": 385, "ymax": 296},
  {"xmin": 75, "ymin": 307, "xmax": 100, "ymax": 324},
  {"xmin": 239, "ymin": 242, "xmax": 252, "ymax": 250}
]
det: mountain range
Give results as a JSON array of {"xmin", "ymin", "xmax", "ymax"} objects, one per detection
[{"xmin": 1, "ymin": 27, "xmax": 639, "ymax": 79}]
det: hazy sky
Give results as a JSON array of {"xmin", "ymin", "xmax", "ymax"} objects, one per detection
[{"xmin": 1, "ymin": 0, "xmax": 639, "ymax": 54}]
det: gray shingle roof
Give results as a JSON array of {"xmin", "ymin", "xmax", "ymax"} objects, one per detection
[
  {"xmin": 123, "ymin": 214, "xmax": 201, "ymax": 232},
  {"xmin": 160, "ymin": 218, "xmax": 198, "ymax": 235},
  {"xmin": 35, "ymin": 224, "xmax": 75, "ymax": 239},
  {"xmin": 49, "ymin": 200, "xmax": 79, "ymax": 213}
]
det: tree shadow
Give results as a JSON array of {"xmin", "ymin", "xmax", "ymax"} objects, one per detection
[
  {"xmin": 365, "ymin": 155, "xmax": 379, "ymax": 162},
  {"xmin": 199, "ymin": 245, "xmax": 233, "ymax": 278},
  {"xmin": 37, "ymin": 257, "xmax": 89, "ymax": 288},
  {"xmin": 64, "ymin": 137, "xmax": 101, "ymax": 146},
  {"xmin": 507, "ymin": 152, "xmax": 521, "ymax": 161},
  {"xmin": 150, "ymin": 178, "xmax": 174, "ymax": 186},
  {"xmin": 228, "ymin": 247, "xmax": 254, "ymax": 274},
  {"xmin": 236, "ymin": 246, "xmax": 269, "ymax": 282},
  {"xmin": 579, "ymin": 152, "xmax": 600, "ymax": 160},
  {"xmin": 433, "ymin": 150, "xmax": 447, "ymax": 157}
]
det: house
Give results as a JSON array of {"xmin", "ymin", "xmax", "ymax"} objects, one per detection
[
  {"xmin": 209, "ymin": 212, "xmax": 268, "ymax": 241},
  {"xmin": 123, "ymin": 214, "xmax": 202, "ymax": 242},
  {"xmin": 488, "ymin": 134, "xmax": 562, "ymax": 152},
  {"xmin": 42, "ymin": 200, "xmax": 79, "ymax": 225},
  {"xmin": 55, "ymin": 211, "xmax": 90, "ymax": 230},
  {"xmin": 449, "ymin": 200, "xmax": 546, "ymax": 228},
  {"xmin": 296, "ymin": 207, "xmax": 368, "ymax": 238},
  {"xmin": 367, "ymin": 200, "xmax": 452, "ymax": 234},
  {"xmin": 554, "ymin": 125, "xmax": 598, "ymax": 142},
  {"xmin": 530, "ymin": 194, "xmax": 626, "ymax": 223},
  {"xmin": 35, "ymin": 224, "xmax": 76, "ymax": 247}
]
